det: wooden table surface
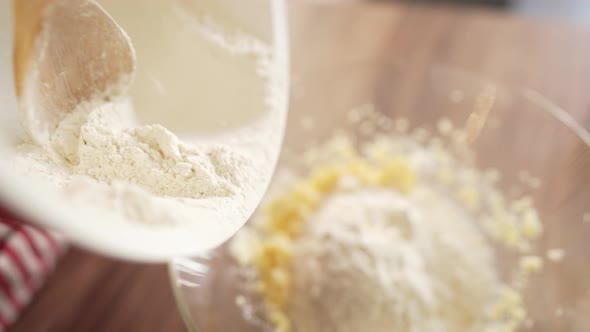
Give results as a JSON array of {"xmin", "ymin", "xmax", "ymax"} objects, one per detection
[{"xmin": 9, "ymin": 2, "xmax": 590, "ymax": 332}]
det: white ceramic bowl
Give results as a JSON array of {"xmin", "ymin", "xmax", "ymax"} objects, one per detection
[{"xmin": 0, "ymin": 0, "xmax": 290, "ymax": 261}]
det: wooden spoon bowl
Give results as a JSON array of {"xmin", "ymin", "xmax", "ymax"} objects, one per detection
[{"xmin": 13, "ymin": 0, "xmax": 136, "ymax": 143}]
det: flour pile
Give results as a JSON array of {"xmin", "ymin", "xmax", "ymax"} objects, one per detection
[
  {"xmin": 52, "ymin": 100, "xmax": 247, "ymax": 200},
  {"xmin": 12, "ymin": 94, "xmax": 257, "ymax": 225},
  {"xmin": 288, "ymin": 188, "xmax": 497, "ymax": 332}
]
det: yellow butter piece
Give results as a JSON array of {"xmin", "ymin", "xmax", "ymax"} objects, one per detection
[
  {"xmin": 289, "ymin": 182, "xmax": 321, "ymax": 209},
  {"xmin": 265, "ymin": 198, "xmax": 309, "ymax": 236},
  {"xmin": 263, "ymin": 267, "xmax": 291, "ymax": 307},
  {"xmin": 310, "ymin": 167, "xmax": 341, "ymax": 193},
  {"xmin": 492, "ymin": 216, "xmax": 522, "ymax": 248},
  {"xmin": 378, "ymin": 157, "xmax": 417, "ymax": 193},
  {"xmin": 456, "ymin": 186, "xmax": 480, "ymax": 210},
  {"xmin": 255, "ymin": 235, "xmax": 293, "ymax": 271},
  {"xmin": 520, "ymin": 255, "xmax": 543, "ymax": 273},
  {"xmin": 268, "ymin": 307, "xmax": 291, "ymax": 332},
  {"xmin": 521, "ymin": 209, "xmax": 543, "ymax": 240}
]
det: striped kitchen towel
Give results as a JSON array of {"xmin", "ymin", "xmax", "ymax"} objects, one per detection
[{"xmin": 0, "ymin": 214, "xmax": 65, "ymax": 331}]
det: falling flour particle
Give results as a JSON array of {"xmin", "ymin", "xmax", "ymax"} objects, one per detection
[{"xmin": 546, "ymin": 249, "xmax": 565, "ymax": 262}]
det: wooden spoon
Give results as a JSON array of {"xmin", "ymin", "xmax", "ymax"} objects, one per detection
[{"xmin": 13, "ymin": 0, "xmax": 136, "ymax": 143}]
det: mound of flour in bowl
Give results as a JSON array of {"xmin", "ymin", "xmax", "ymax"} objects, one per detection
[{"xmin": 287, "ymin": 187, "xmax": 498, "ymax": 332}]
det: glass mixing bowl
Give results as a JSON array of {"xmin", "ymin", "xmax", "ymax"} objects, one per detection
[{"xmin": 169, "ymin": 62, "xmax": 590, "ymax": 332}]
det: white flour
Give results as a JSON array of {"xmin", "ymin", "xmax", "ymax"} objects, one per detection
[
  {"xmin": 13, "ymin": 97, "xmax": 254, "ymax": 226},
  {"xmin": 52, "ymin": 100, "xmax": 247, "ymax": 199},
  {"xmin": 287, "ymin": 188, "xmax": 498, "ymax": 332},
  {"xmin": 10, "ymin": 11, "xmax": 287, "ymax": 254}
]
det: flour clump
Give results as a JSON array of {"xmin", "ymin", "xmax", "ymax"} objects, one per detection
[{"xmin": 52, "ymin": 100, "xmax": 246, "ymax": 199}]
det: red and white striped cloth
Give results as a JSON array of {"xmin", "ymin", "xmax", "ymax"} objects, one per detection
[{"xmin": 0, "ymin": 211, "xmax": 66, "ymax": 331}]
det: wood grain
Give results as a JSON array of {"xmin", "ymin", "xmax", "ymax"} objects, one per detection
[
  {"xmin": 8, "ymin": 2, "xmax": 590, "ymax": 332},
  {"xmin": 12, "ymin": 0, "xmax": 51, "ymax": 96},
  {"xmin": 8, "ymin": 249, "xmax": 186, "ymax": 332}
]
